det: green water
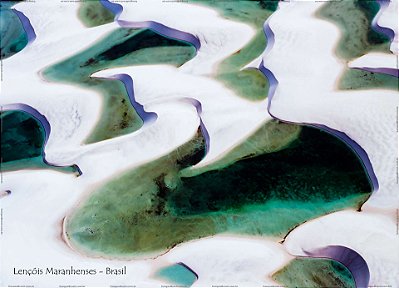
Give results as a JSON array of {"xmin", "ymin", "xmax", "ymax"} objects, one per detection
[
  {"xmin": 155, "ymin": 263, "xmax": 197, "ymax": 287},
  {"xmin": 182, "ymin": 121, "xmax": 301, "ymax": 177},
  {"xmin": 66, "ymin": 129, "xmax": 208, "ymax": 257},
  {"xmin": 317, "ymin": 0, "xmax": 396, "ymax": 91},
  {"xmin": 1, "ymin": 110, "xmax": 44, "ymax": 162},
  {"xmin": 273, "ymin": 258, "xmax": 356, "ymax": 288},
  {"xmin": 191, "ymin": 0, "xmax": 278, "ymax": 100},
  {"xmin": 44, "ymin": 28, "xmax": 197, "ymax": 143},
  {"xmin": 168, "ymin": 126, "xmax": 370, "ymax": 215},
  {"xmin": 339, "ymin": 69, "xmax": 399, "ymax": 91},
  {"xmin": 317, "ymin": 0, "xmax": 390, "ymax": 60},
  {"xmin": 78, "ymin": 0, "xmax": 114, "ymax": 28},
  {"xmin": 0, "ymin": 110, "xmax": 77, "ymax": 174},
  {"xmin": 0, "ymin": 5, "xmax": 28, "ymax": 59},
  {"xmin": 65, "ymin": 123, "xmax": 371, "ymax": 258}
]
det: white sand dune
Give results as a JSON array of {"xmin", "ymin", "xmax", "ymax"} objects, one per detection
[
  {"xmin": 263, "ymin": 2, "xmax": 398, "ymax": 285},
  {"xmin": 2, "ymin": 0, "xmax": 397, "ymax": 286},
  {"xmin": 264, "ymin": 1, "xmax": 398, "ymax": 209},
  {"xmin": 93, "ymin": 65, "xmax": 269, "ymax": 169},
  {"xmin": 114, "ymin": 0, "xmax": 255, "ymax": 76},
  {"xmin": 348, "ymin": 0, "xmax": 398, "ymax": 77},
  {"xmin": 95, "ymin": 0, "xmax": 275, "ymax": 169},
  {"xmin": 0, "ymin": 1, "xmax": 279, "ymax": 287},
  {"xmin": 1, "ymin": 2, "xmax": 195, "ymax": 285},
  {"xmin": 0, "ymin": 169, "xmax": 167, "ymax": 288},
  {"xmin": 166, "ymin": 236, "xmax": 292, "ymax": 287},
  {"xmin": 0, "ymin": 1, "xmax": 118, "ymax": 161}
]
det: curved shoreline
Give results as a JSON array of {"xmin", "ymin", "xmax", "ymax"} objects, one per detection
[
  {"xmin": 91, "ymin": 70, "xmax": 211, "ymax": 154},
  {"xmin": 100, "ymin": 0, "xmax": 201, "ymax": 50},
  {"xmin": 355, "ymin": 0, "xmax": 397, "ymax": 77},
  {"xmin": 95, "ymin": 74, "xmax": 212, "ymax": 152},
  {"xmin": 377, "ymin": 0, "xmax": 398, "ymax": 53},
  {"xmin": 97, "ymin": 0, "xmax": 377, "ymax": 197},
  {"xmin": 12, "ymin": 8, "xmax": 36, "ymax": 45},
  {"xmin": 258, "ymin": 4, "xmax": 395, "ymax": 286},
  {"xmin": 96, "ymin": 0, "xmax": 209, "ymax": 150},
  {"xmin": 373, "ymin": 0, "xmax": 395, "ymax": 43},
  {"xmin": 2, "ymin": 104, "xmax": 82, "ymax": 175},
  {"xmin": 351, "ymin": 67, "xmax": 398, "ymax": 78},
  {"xmin": 304, "ymin": 245, "xmax": 370, "ymax": 288},
  {"xmin": 176, "ymin": 262, "xmax": 199, "ymax": 281},
  {"xmin": 259, "ymin": 15, "xmax": 379, "ymax": 192},
  {"xmin": 180, "ymin": 97, "xmax": 210, "ymax": 153},
  {"xmin": 117, "ymin": 20, "xmax": 201, "ymax": 51},
  {"xmin": 99, "ymin": 0, "xmax": 123, "ymax": 20},
  {"xmin": 110, "ymin": 74, "xmax": 158, "ymax": 124},
  {"xmin": 3, "ymin": 104, "xmax": 51, "ymax": 143}
]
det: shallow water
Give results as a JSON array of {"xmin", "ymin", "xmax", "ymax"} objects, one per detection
[
  {"xmin": 78, "ymin": 0, "xmax": 114, "ymax": 28},
  {"xmin": 155, "ymin": 263, "xmax": 197, "ymax": 286},
  {"xmin": 317, "ymin": 0, "xmax": 390, "ymax": 60},
  {"xmin": 192, "ymin": 0, "xmax": 277, "ymax": 100},
  {"xmin": 317, "ymin": 0, "xmax": 396, "ymax": 91},
  {"xmin": 273, "ymin": 257, "xmax": 356, "ymax": 288},
  {"xmin": 65, "ymin": 124, "xmax": 371, "ymax": 258},
  {"xmin": 44, "ymin": 28, "xmax": 197, "ymax": 143},
  {"xmin": 339, "ymin": 69, "xmax": 399, "ymax": 91}
]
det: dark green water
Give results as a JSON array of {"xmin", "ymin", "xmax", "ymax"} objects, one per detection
[
  {"xmin": 65, "ymin": 123, "xmax": 371, "ymax": 258},
  {"xmin": 78, "ymin": 0, "xmax": 114, "ymax": 28},
  {"xmin": 44, "ymin": 28, "xmax": 197, "ymax": 143},
  {"xmin": 169, "ymin": 127, "xmax": 370, "ymax": 215},
  {"xmin": 155, "ymin": 263, "xmax": 197, "ymax": 287},
  {"xmin": 0, "ymin": 3, "xmax": 28, "ymax": 59},
  {"xmin": 0, "ymin": 110, "xmax": 76, "ymax": 173},
  {"xmin": 273, "ymin": 257, "xmax": 356, "ymax": 288},
  {"xmin": 1, "ymin": 110, "xmax": 44, "ymax": 163},
  {"xmin": 192, "ymin": 0, "xmax": 278, "ymax": 100}
]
